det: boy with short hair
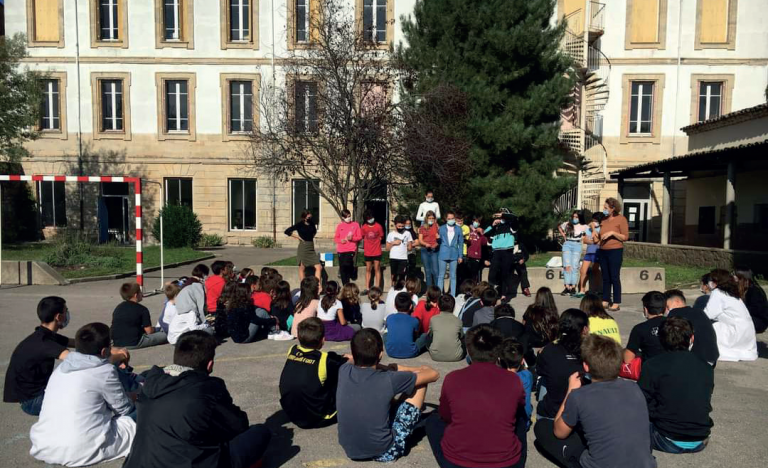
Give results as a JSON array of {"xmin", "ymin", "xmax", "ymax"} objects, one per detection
[
  {"xmin": 30, "ymin": 322, "xmax": 136, "ymax": 466},
  {"xmin": 624, "ymin": 291, "xmax": 666, "ymax": 364},
  {"xmin": 205, "ymin": 260, "xmax": 228, "ymax": 313},
  {"xmin": 386, "ymin": 215, "xmax": 414, "ymax": 283},
  {"xmin": 124, "ymin": 331, "xmax": 271, "ymax": 468},
  {"xmin": 157, "ymin": 282, "xmax": 181, "ymax": 334},
  {"xmin": 639, "ymin": 317, "xmax": 714, "ymax": 453},
  {"xmin": 112, "ymin": 282, "xmax": 167, "ymax": 349},
  {"xmin": 538, "ymin": 334, "xmax": 657, "ymax": 468},
  {"xmin": 385, "ymin": 292, "xmax": 430, "ymax": 358},
  {"xmin": 4, "ymin": 296, "xmax": 74, "ymax": 416},
  {"xmin": 279, "ymin": 318, "xmax": 350, "ymax": 428},
  {"xmin": 428, "ymin": 295, "xmax": 465, "ymax": 362},
  {"xmin": 336, "ymin": 328, "xmax": 439, "ymax": 462},
  {"xmin": 665, "ymin": 289, "xmax": 719, "ymax": 366},
  {"xmin": 498, "ymin": 338, "xmax": 533, "ymax": 429},
  {"xmin": 472, "ymin": 288, "xmax": 499, "ymax": 326}
]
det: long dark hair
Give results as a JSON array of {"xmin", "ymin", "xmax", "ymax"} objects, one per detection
[
  {"xmin": 523, "ymin": 305, "xmax": 559, "ymax": 344},
  {"xmin": 565, "ymin": 210, "xmax": 583, "ymax": 236},
  {"xmin": 710, "ymin": 269, "xmax": 740, "ymax": 299},
  {"xmin": 534, "ymin": 287, "xmax": 558, "ymax": 315},
  {"xmin": 321, "ymin": 281, "xmax": 340, "ymax": 312},
  {"xmin": 734, "ymin": 266, "xmax": 764, "ymax": 301},
  {"xmin": 558, "ymin": 308, "xmax": 589, "ymax": 358},
  {"xmin": 424, "ymin": 286, "xmax": 441, "ymax": 312},
  {"xmin": 579, "ymin": 292, "xmax": 613, "ymax": 320},
  {"xmin": 226, "ymin": 283, "xmax": 252, "ymax": 310},
  {"xmin": 295, "ymin": 277, "xmax": 320, "ymax": 313},
  {"xmin": 272, "ymin": 280, "xmax": 293, "ymax": 311}
]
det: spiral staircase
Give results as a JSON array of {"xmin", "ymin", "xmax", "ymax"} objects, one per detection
[{"xmin": 557, "ymin": 2, "xmax": 610, "ymax": 214}]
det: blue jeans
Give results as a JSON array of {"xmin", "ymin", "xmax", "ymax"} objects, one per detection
[
  {"xmin": 438, "ymin": 259, "xmax": 458, "ymax": 296},
  {"xmin": 20, "ymin": 393, "xmax": 45, "ymax": 416},
  {"xmin": 599, "ymin": 248, "xmax": 624, "ymax": 304},
  {"xmin": 421, "ymin": 249, "xmax": 439, "ymax": 288},
  {"xmin": 562, "ymin": 241, "xmax": 581, "ymax": 286},
  {"xmin": 650, "ymin": 424, "xmax": 707, "ymax": 454}
]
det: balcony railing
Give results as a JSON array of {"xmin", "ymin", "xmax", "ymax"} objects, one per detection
[{"xmin": 589, "ymin": 2, "xmax": 606, "ymax": 34}]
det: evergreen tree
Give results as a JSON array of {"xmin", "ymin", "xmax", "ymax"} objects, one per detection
[{"xmin": 399, "ymin": 0, "xmax": 574, "ymax": 238}]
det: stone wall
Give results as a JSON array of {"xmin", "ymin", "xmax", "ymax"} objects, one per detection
[{"xmin": 625, "ymin": 242, "xmax": 768, "ymax": 275}]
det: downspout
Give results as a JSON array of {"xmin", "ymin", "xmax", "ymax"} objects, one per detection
[
  {"xmin": 74, "ymin": 0, "xmax": 85, "ymax": 229},
  {"xmin": 670, "ymin": 0, "xmax": 683, "ymax": 158},
  {"xmin": 271, "ymin": 0, "xmax": 277, "ymax": 242}
]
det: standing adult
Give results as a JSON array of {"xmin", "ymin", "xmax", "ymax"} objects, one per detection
[
  {"xmin": 484, "ymin": 210, "xmax": 519, "ymax": 300},
  {"xmin": 361, "ymin": 209, "xmax": 384, "ymax": 293},
  {"xmin": 334, "ymin": 209, "xmax": 363, "ymax": 286},
  {"xmin": 598, "ymin": 198, "xmax": 628, "ymax": 311},
  {"xmin": 285, "ymin": 210, "xmax": 324, "ymax": 284},
  {"xmin": 558, "ymin": 211, "xmax": 587, "ymax": 297},
  {"xmin": 733, "ymin": 266, "xmax": 768, "ymax": 334},
  {"xmin": 438, "ymin": 212, "xmax": 464, "ymax": 297},
  {"xmin": 704, "ymin": 269, "xmax": 758, "ymax": 361},
  {"xmin": 419, "ymin": 211, "xmax": 440, "ymax": 288},
  {"xmin": 416, "ymin": 190, "xmax": 441, "ymax": 225}
]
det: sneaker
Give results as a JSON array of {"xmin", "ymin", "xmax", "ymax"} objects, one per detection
[
  {"xmin": 267, "ymin": 333, "xmax": 277, "ymax": 340},
  {"xmin": 560, "ymin": 288, "xmax": 571, "ymax": 296},
  {"xmin": 573, "ymin": 292, "xmax": 585, "ymax": 299},
  {"xmin": 273, "ymin": 331, "xmax": 295, "ymax": 341}
]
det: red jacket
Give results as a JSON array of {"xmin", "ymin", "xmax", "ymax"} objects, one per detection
[
  {"xmin": 205, "ymin": 276, "xmax": 226, "ymax": 313},
  {"xmin": 412, "ymin": 301, "xmax": 441, "ymax": 335},
  {"xmin": 334, "ymin": 222, "xmax": 363, "ymax": 253}
]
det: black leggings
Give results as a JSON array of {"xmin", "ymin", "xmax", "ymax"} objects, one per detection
[
  {"xmin": 599, "ymin": 248, "xmax": 623, "ymax": 304},
  {"xmin": 490, "ymin": 250, "xmax": 518, "ymax": 299},
  {"xmin": 533, "ymin": 418, "xmax": 584, "ymax": 468},
  {"xmin": 228, "ymin": 425, "xmax": 272, "ymax": 468},
  {"xmin": 338, "ymin": 252, "xmax": 355, "ymax": 285}
]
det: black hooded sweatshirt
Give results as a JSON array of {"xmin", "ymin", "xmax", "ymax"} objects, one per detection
[{"xmin": 123, "ymin": 366, "xmax": 250, "ymax": 468}]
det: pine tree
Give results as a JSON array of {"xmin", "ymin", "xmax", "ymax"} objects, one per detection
[{"xmin": 399, "ymin": 0, "xmax": 575, "ymax": 238}]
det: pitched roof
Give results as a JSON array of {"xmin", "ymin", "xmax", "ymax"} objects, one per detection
[{"xmin": 681, "ymin": 102, "xmax": 768, "ymax": 135}]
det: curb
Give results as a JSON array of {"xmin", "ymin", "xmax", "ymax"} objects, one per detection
[{"xmin": 67, "ymin": 255, "xmax": 216, "ymax": 284}]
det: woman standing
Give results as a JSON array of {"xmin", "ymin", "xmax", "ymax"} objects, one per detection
[
  {"xmin": 437, "ymin": 212, "xmax": 464, "ymax": 296},
  {"xmin": 333, "ymin": 209, "xmax": 362, "ymax": 286},
  {"xmin": 597, "ymin": 198, "xmax": 628, "ymax": 311},
  {"xmin": 704, "ymin": 269, "xmax": 758, "ymax": 361},
  {"xmin": 284, "ymin": 211, "xmax": 323, "ymax": 284},
  {"xmin": 558, "ymin": 211, "xmax": 587, "ymax": 296},
  {"xmin": 734, "ymin": 266, "xmax": 768, "ymax": 334},
  {"xmin": 418, "ymin": 211, "xmax": 440, "ymax": 288}
]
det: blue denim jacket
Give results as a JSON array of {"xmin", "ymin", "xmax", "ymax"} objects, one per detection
[{"xmin": 438, "ymin": 224, "xmax": 464, "ymax": 261}]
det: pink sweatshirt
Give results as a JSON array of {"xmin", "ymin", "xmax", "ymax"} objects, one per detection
[{"xmin": 334, "ymin": 222, "xmax": 363, "ymax": 253}]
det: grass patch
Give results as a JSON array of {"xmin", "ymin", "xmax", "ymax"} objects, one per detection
[
  {"xmin": 2, "ymin": 243, "xmax": 210, "ymax": 279},
  {"xmin": 269, "ymin": 251, "xmax": 424, "ymax": 267}
]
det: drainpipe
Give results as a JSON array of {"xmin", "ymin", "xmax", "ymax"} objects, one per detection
[
  {"xmin": 271, "ymin": 0, "xmax": 277, "ymax": 242},
  {"xmin": 670, "ymin": 0, "xmax": 683, "ymax": 158},
  {"xmin": 74, "ymin": 0, "xmax": 85, "ymax": 230}
]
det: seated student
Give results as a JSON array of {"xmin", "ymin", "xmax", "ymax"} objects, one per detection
[
  {"xmin": 453, "ymin": 279, "xmax": 476, "ymax": 316},
  {"xmin": 30, "ymin": 323, "xmax": 136, "ymax": 467},
  {"xmin": 157, "ymin": 283, "xmax": 181, "ymax": 334},
  {"xmin": 205, "ymin": 261, "xmax": 229, "ymax": 314},
  {"xmin": 498, "ymin": 339, "xmax": 533, "ymax": 430},
  {"xmin": 428, "ymin": 295, "xmax": 465, "ymax": 362},
  {"xmin": 337, "ymin": 328, "xmax": 439, "ymax": 462},
  {"xmin": 580, "ymin": 292, "xmax": 621, "ymax": 344},
  {"xmin": 226, "ymin": 283, "xmax": 279, "ymax": 343},
  {"xmin": 624, "ymin": 291, "xmax": 667, "ymax": 366},
  {"xmin": 361, "ymin": 287, "xmax": 388, "ymax": 333},
  {"xmin": 385, "ymin": 276, "xmax": 408, "ymax": 316},
  {"xmin": 292, "ymin": 277, "xmax": 321, "ymax": 337},
  {"xmin": 693, "ymin": 273, "xmax": 713, "ymax": 311},
  {"xmin": 537, "ymin": 334, "xmax": 657, "ymax": 468},
  {"xmin": 385, "ymin": 292, "xmax": 431, "ymax": 358},
  {"xmin": 472, "ymin": 288, "xmax": 499, "ymax": 327},
  {"xmin": 270, "ymin": 280, "xmax": 296, "ymax": 339},
  {"xmin": 4, "ymin": 296, "xmax": 74, "ymax": 416},
  {"xmin": 704, "ymin": 269, "xmax": 758, "ymax": 361},
  {"xmin": 665, "ymin": 289, "xmax": 719, "ymax": 366},
  {"xmin": 639, "ymin": 317, "xmax": 714, "ymax": 454},
  {"xmin": 341, "ymin": 282, "xmax": 364, "ymax": 326},
  {"xmin": 123, "ymin": 331, "xmax": 271, "ymax": 468},
  {"xmin": 318, "ymin": 281, "xmax": 360, "ymax": 342},
  {"xmin": 734, "ymin": 266, "xmax": 768, "ymax": 334},
  {"xmin": 170, "ymin": 264, "xmax": 213, "ymax": 345},
  {"xmin": 460, "ymin": 281, "xmax": 491, "ymax": 330},
  {"xmin": 426, "ymin": 325, "xmax": 526, "ymax": 468},
  {"xmin": 112, "ymin": 282, "xmax": 167, "ymax": 349},
  {"xmin": 413, "ymin": 286, "xmax": 443, "ymax": 334},
  {"xmin": 250, "ymin": 275, "xmax": 275, "ymax": 311},
  {"xmin": 491, "ymin": 304, "xmax": 526, "ymax": 343},
  {"xmin": 279, "ymin": 318, "xmax": 350, "ymax": 429}
]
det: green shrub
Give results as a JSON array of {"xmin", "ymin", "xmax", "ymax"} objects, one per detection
[
  {"xmin": 43, "ymin": 235, "xmax": 123, "ymax": 269},
  {"xmin": 198, "ymin": 233, "xmax": 225, "ymax": 248},
  {"xmin": 252, "ymin": 236, "xmax": 280, "ymax": 249},
  {"xmin": 152, "ymin": 205, "xmax": 203, "ymax": 248}
]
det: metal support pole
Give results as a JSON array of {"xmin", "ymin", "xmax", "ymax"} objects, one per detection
[
  {"xmin": 134, "ymin": 180, "xmax": 143, "ymax": 291},
  {"xmin": 160, "ymin": 212, "xmax": 164, "ymax": 289},
  {"xmin": 0, "ymin": 183, "xmax": 3, "ymax": 287},
  {"xmin": 724, "ymin": 162, "xmax": 736, "ymax": 250},
  {"xmin": 661, "ymin": 172, "xmax": 671, "ymax": 245}
]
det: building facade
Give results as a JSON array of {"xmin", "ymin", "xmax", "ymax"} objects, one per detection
[
  {"xmin": 6, "ymin": 0, "xmax": 415, "ymax": 246},
  {"xmin": 558, "ymin": 0, "xmax": 768, "ymax": 243}
]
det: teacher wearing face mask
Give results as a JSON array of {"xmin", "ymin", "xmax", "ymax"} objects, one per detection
[
  {"xmin": 598, "ymin": 198, "xmax": 629, "ymax": 312},
  {"xmin": 334, "ymin": 209, "xmax": 363, "ymax": 286},
  {"xmin": 285, "ymin": 210, "xmax": 324, "ymax": 284},
  {"xmin": 437, "ymin": 211, "xmax": 464, "ymax": 296}
]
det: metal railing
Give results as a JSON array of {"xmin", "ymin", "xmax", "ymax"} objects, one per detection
[{"xmin": 589, "ymin": 2, "xmax": 606, "ymax": 33}]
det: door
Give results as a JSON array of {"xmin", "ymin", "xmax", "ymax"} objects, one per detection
[
  {"xmin": 100, "ymin": 182, "xmax": 130, "ymax": 244},
  {"xmin": 364, "ymin": 181, "xmax": 389, "ymax": 240},
  {"xmin": 624, "ymin": 201, "xmax": 648, "ymax": 242}
]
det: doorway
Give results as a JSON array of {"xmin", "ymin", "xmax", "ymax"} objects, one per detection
[
  {"xmin": 623, "ymin": 183, "xmax": 650, "ymax": 242},
  {"xmin": 98, "ymin": 182, "xmax": 130, "ymax": 244},
  {"xmin": 364, "ymin": 181, "xmax": 389, "ymax": 240}
]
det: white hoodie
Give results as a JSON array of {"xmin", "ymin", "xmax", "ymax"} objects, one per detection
[
  {"xmin": 30, "ymin": 352, "xmax": 136, "ymax": 467},
  {"xmin": 416, "ymin": 201, "xmax": 441, "ymax": 222}
]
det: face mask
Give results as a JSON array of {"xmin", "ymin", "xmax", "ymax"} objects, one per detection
[
  {"xmin": 405, "ymin": 225, "xmax": 412, "ymax": 230},
  {"xmin": 472, "ymin": 222, "xmax": 479, "ymax": 228},
  {"xmin": 426, "ymin": 197, "xmax": 434, "ymax": 203},
  {"xmin": 595, "ymin": 226, "xmax": 601, "ymax": 234},
  {"xmin": 397, "ymin": 227, "xmax": 405, "ymax": 234},
  {"xmin": 60, "ymin": 310, "xmax": 70, "ymax": 329},
  {"xmin": 572, "ymin": 219, "xmax": 579, "ymax": 225},
  {"xmin": 500, "ymin": 219, "xmax": 506, "ymax": 224},
  {"xmin": 708, "ymin": 281, "xmax": 717, "ymax": 290},
  {"xmin": 427, "ymin": 220, "xmax": 434, "ymax": 226},
  {"xmin": 602, "ymin": 209, "xmax": 610, "ymax": 216},
  {"xmin": 306, "ymin": 217, "xmax": 312, "ymax": 223},
  {"xmin": 447, "ymin": 219, "xmax": 456, "ymax": 226},
  {"xmin": 367, "ymin": 218, "xmax": 375, "ymax": 224},
  {"xmin": 343, "ymin": 217, "xmax": 352, "ymax": 223}
]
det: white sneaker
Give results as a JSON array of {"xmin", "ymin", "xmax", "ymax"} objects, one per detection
[
  {"xmin": 273, "ymin": 331, "xmax": 295, "ymax": 341},
  {"xmin": 268, "ymin": 333, "xmax": 277, "ymax": 340}
]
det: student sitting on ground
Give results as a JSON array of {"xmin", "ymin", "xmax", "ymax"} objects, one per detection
[
  {"xmin": 734, "ymin": 266, "xmax": 768, "ymax": 334},
  {"xmin": 361, "ymin": 287, "xmax": 388, "ymax": 333},
  {"xmin": 498, "ymin": 338, "xmax": 533, "ymax": 430},
  {"xmin": 428, "ymin": 295, "xmax": 465, "ymax": 362},
  {"xmin": 337, "ymin": 328, "xmax": 439, "ymax": 462},
  {"xmin": 4, "ymin": 296, "xmax": 74, "ymax": 416},
  {"xmin": 226, "ymin": 283, "xmax": 279, "ymax": 343},
  {"xmin": 580, "ymin": 292, "xmax": 621, "ymax": 344},
  {"xmin": 624, "ymin": 291, "xmax": 667, "ymax": 367},
  {"xmin": 704, "ymin": 269, "xmax": 758, "ymax": 361},
  {"xmin": 385, "ymin": 292, "xmax": 431, "ymax": 358},
  {"xmin": 270, "ymin": 280, "xmax": 295, "ymax": 334},
  {"xmin": 341, "ymin": 282, "xmax": 364, "ymax": 327},
  {"xmin": 413, "ymin": 286, "xmax": 443, "ymax": 334},
  {"xmin": 426, "ymin": 325, "xmax": 527, "ymax": 468},
  {"xmin": 30, "ymin": 323, "xmax": 136, "ymax": 467},
  {"xmin": 537, "ymin": 334, "xmax": 657, "ymax": 468},
  {"xmin": 291, "ymin": 277, "xmax": 321, "ymax": 337},
  {"xmin": 112, "ymin": 282, "xmax": 167, "ymax": 349},
  {"xmin": 205, "ymin": 261, "xmax": 229, "ymax": 314},
  {"xmin": 157, "ymin": 283, "xmax": 181, "ymax": 334},
  {"xmin": 472, "ymin": 288, "xmax": 499, "ymax": 327},
  {"xmin": 639, "ymin": 317, "xmax": 714, "ymax": 454},
  {"xmin": 279, "ymin": 318, "xmax": 350, "ymax": 429},
  {"xmin": 453, "ymin": 279, "xmax": 476, "ymax": 316},
  {"xmin": 317, "ymin": 281, "xmax": 360, "ymax": 342},
  {"xmin": 665, "ymin": 289, "xmax": 719, "ymax": 366},
  {"xmin": 123, "ymin": 331, "xmax": 271, "ymax": 468},
  {"xmin": 459, "ymin": 281, "xmax": 491, "ymax": 329},
  {"xmin": 170, "ymin": 264, "xmax": 213, "ymax": 345},
  {"xmin": 491, "ymin": 303, "xmax": 526, "ymax": 340},
  {"xmin": 250, "ymin": 275, "xmax": 276, "ymax": 311}
]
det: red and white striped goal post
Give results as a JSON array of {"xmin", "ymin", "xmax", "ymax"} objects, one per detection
[{"xmin": 0, "ymin": 174, "xmax": 145, "ymax": 288}]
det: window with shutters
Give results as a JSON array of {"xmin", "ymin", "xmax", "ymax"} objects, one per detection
[
  {"xmin": 156, "ymin": 73, "xmax": 197, "ymax": 141},
  {"xmin": 221, "ymin": 0, "xmax": 259, "ymax": 49},
  {"xmin": 625, "ymin": 0, "xmax": 668, "ymax": 50},
  {"xmin": 38, "ymin": 181, "xmax": 67, "ymax": 228},
  {"xmin": 155, "ymin": 0, "xmax": 194, "ymax": 49},
  {"xmin": 695, "ymin": 0, "xmax": 738, "ymax": 50},
  {"xmin": 90, "ymin": 0, "xmax": 128, "ymax": 48},
  {"xmin": 26, "ymin": 0, "xmax": 65, "ymax": 47}
]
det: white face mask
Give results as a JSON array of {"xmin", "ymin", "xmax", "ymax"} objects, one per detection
[
  {"xmin": 343, "ymin": 217, "xmax": 352, "ymax": 223},
  {"xmin": 426, "ymin": 197, "xmax": 434, "ymax": 203},
  {"xmin": 708, "ymin": 281, "xmax": 717, "ymax": 291},
  {"xmin": 367, "ymin": 218, "xmax": 375, "ymax": 224}
]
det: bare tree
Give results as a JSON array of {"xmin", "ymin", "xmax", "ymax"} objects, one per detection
[{"xmin": 251, "ymin": 0, "xmax": 406, "ymax": 223}]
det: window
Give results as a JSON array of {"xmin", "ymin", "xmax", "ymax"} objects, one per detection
[
  {"xmin": 296, "ymin": 0, "xmax": 310, "ymax": 43},
  {"xmin": 625, "ymin": 0, "xmax": 668, "ymax": 50},
  {"xmin": 26, "ymin": 0, "xmax": 64, "ymax": 47},
  {"xmin": 229, "ymin": 179, "xmax": 257, "ymax": 231},
  {"xmin": 155, "ymin": 0, "xmax": 194, "ymax": 49},
  {"xmin": 698, "ymin": 82, "xmax": 722, "ymax": 122},
  {"xmin": 293, "ymin": 179, "xmax": 320, "ymax": 225},
  {"xmin": 166, "ymin": 80, "xmax": 189, "ymax": 132},
  {"xmin": 363, "ymin": 0, "xmax": 387, "ymax": 43},
  {"xmin": 164, "ymin": 0, "xmax": 181, "ymax": 40},
  {"xmin": 230, "ymin": 0, "xmax": 250, "ymax": 41},
  {"xmin": 100, "ymin": 80, "xmax": 124, "ymax": 131},
  {"xmin": 221, "ymin": 0, "xmax": 258, "ymax": 49},
  {"xmin": 91, "ymin": 73, "xmax": 131, "ymax": 140},
  {"xmin": 629, "ymin": 81, "xmax": 654, "ymax": 135},
  {"xmin": 361, "ymin": 82, "xmax": 388, "ymax": 115},
  {"xmin": 698, "ymin": 206, "xmax": 716, "ymax": 235},
  {"xmin": 90, "ymin": 0, "xmax": 128, "ymax": 48},
  {"xmin": 695, "ymin": 0, "xmax": 737, "ymax": 49},
  {"xmin": 40, "ymin": 79, "xmax": 60, "ymax": 131},
  {"xmin": 755, "ymin": 204, "xmax": 768, "ymax": 231},
  {"xmin": 230, "ymin": 81, "xmax": 254, "ymax": 133},
  {"xmin": 165, "ymin": 178, "xmax": 193, "ymax": 208},
  {"xmin": 294, "ymin": 81, "xmax": 318, "ymax": 133},
  {"xmin": 99, "ymin": 0, "xmax": 119, "ymax": 40},
  {"xmin": 38, "ymin": 181, "xmax": 67, "ymax": 228}
]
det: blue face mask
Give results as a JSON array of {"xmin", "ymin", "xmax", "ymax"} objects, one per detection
[
  {"xmin": 572, "ymin": 219, "xmax": 579, "ymax": 225},
  {"xmin": 603, "ymin": 209, "xmax": 610, "ymax": 216},
  {"xmin": 447, "ymin": 219, "xmax": 456, "ymax": 226},
  {"xmin": 472, "ymin": 222, "xmax": 479, "ymax": 228}
]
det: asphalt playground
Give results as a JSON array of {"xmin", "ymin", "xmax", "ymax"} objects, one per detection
[{"xmin": 1, "ymin": 247, "xmax": 767, "ymax": 468}]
